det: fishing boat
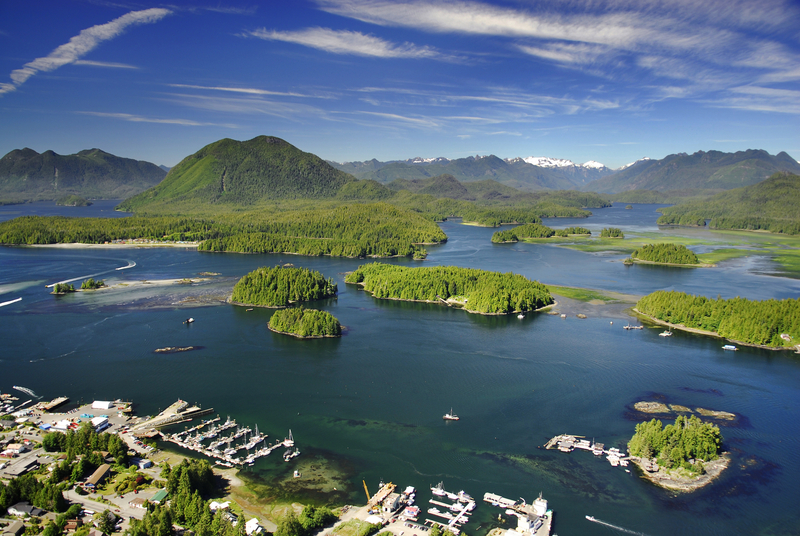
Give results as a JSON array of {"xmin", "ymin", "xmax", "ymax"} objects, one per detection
[{"xmin": 443, "ymin": 408, "xmax": 460, "ymax": 421}]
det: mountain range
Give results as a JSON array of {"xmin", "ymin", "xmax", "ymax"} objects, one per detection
[{"xmin": 0, "ymin": 148, "xmax": 166, "ymax": 202}]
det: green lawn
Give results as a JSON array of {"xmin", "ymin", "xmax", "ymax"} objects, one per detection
[{"xmin": 547, "ymin": 285, "xmax": 619, "ymax": 303}]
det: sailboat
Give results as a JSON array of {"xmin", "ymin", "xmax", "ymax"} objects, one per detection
[{"xmin": 443, "ymin": 408, "xmax": 460, "ymax": 421}]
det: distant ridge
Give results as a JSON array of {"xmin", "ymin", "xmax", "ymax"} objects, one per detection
[
  {"xmin": 0, "ymin": 148, "xmax": 166, "ymax": 202},
  {"xmin": 329, "ymin": 154, "xmax": 615, "ymax": 191},
  {"xmin": 119, "ymin": 136, "xmax": 359, "ymax": 211},
  {"xmin": 585, "ymin": 149, "xmax": 800, "ymax": 194}
]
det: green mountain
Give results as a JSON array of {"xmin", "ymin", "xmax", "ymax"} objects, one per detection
[
  {"xmin": 0, "ymin": 148, "xmax": 166, "ymax": 202},
  {"xmin": 586, "ymin": 149, "xmax": 800, "ymax": 194},
  {"xmin": 657, "ymin": 172, "xmax": 800, "ymax": 234},
  {"xmin": 118, "ymin": 136, "xmax": 358, "ymax": 211}
]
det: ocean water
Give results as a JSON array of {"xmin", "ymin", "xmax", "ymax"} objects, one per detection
[{"xmin": 1, "ymin": 202, "xmax": 799, "ymax": 535}]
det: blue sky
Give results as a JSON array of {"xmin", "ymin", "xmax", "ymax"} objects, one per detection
[{"xmin": 1, "ymin": 0, "xmax": 798, "ymax": 169}]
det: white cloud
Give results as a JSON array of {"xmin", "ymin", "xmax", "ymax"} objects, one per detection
[
  {"xmin": 77, "ymin": 111, "xmax": 238, "ymax": 128},
  {"xmin": 74, "ymin": 60, "xmax": 139, "ymax": 69},
  {"xmin": 168, "ymin": 83, "xmax": 331, "ymax": 99},
  {"xmin": 1, "ymin": 8, "xmax": 170, "ymax": 96},
  {"xmin": 245, "ymin": 27, "xmax": 441, "ymax": 59}
]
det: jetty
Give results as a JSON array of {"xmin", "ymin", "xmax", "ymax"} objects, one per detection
[
  {"xmin": 544, "ymin": 434, "xmax": 631, "ymax": 468},
  {"xmin": 483, "ymin": 492, "xmax": 552, "ymax": 536}
]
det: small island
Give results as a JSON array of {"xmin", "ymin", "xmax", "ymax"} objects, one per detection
[
  {"xmin": 230, "ymin": 266, "xmax": 337, "ymax": 307},
  {"xmin": 625, "ymin": 243, "xmax": 706, "ymax": 266},
  {"xmin": 55, "ymin": 194, "xmax": 92, "ymax": 206},
  {"xmin": 628, "ymin": 415, "xmax": 727, "ymax": 491},
  {"xmin": 491, "ymin": 224, "xmax": 591, "ymax": 243},
  {"xmin": 268, "ymin": 307, "xmax": 342, "ymax": 338},
  {"xmin": 600, "ymin": 227, "xmax": 624, "ymax": 238},
  {"xmin": 345, "ymin": 262, "xmax": 553, "ymax": 315}
]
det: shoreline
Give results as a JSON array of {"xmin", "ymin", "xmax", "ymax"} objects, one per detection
[
  {"xmin": 266, "ymin": 325, "xmax": 342, "ymax": 339},
  {"xmin": 626, "ymin": 258, "xmax": 714, "ymax": 268},
  {"xmin": 633, "ymin": 308, "xmax": 799, "ymax": 352},
  {"xmin": 631, "ymin": 454, "xmax": 730, "ymax": 492},
  {"xmin": 27, "ymin": 241, "xmax": 199, "ymax": 249}
]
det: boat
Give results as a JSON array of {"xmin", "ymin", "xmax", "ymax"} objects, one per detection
[
  {"xmin": 184, "ymin": 318, "xmax": 194, "ymax": 324},
  {"xmin": 457, "ymin": 490, "xmax": 473, "ymax": 503},
  {"xmin": 443, "ymin": 408, "xmax": 460, "ymax": 421},
  {"xmin": 722, "ymin": 345, "xmax": 738, "ymax": 351},
  {"xmin": 284, "ymin": 448, "xmax": 300, "ymax": 461},
  {"xmin": 517, "ymin": 314, "xmax": 524, "ymax": 319},
  {"xmin": 293, "ymin": 470, "xmax": 301, "ymax": 478},
  {"xmin": 624, "ymin": 324, "xmax": 643, "ymax": 330},
  {"xmin": 586, "ymin": 515, "xmax": 596, "ymax": 521},
  {"xmin": 560, "ymin": 314, "xmax": 567, "ymax": 318},
  {"xmin": 659, "ymin": 330, "xmax": 672, "ymax": 337},
  {"xmin": 432, "ymin": 482, "xmax": 446, "ymax": 496}
]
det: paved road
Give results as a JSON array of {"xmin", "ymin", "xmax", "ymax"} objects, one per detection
[{"xmin": 63, "ymin": 488, "xmax": 145, "ymax": 521}]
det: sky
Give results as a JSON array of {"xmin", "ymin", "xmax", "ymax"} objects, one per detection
[{"xmin": 1, "ymin": 0, "xmax": 799, "ymax": 169}]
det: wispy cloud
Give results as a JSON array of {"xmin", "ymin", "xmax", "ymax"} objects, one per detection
[
  {"xmin": 74, "ymin": 60, "xmax": 139, "ymax": 69},
  {"xmin": 77, "ymin": 111, "xmax": 238, "ymax": 128},
  {"xmin": 168, "ymin": 83, "xmax": 331, "ymax": 99},
  {"xmin": 245, "ymin": 27, "xmax": 442, "ymax": 59},
  {"xmin": 1, "ymin": 8, "xmax": 170, "ymax": 96}
]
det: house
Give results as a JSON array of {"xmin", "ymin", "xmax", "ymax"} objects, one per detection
[
  {"xmin": 130, "ymin": 457, "xmax": 152, "ymax": 469},
  {"xmin": 3, "ymin": 459, "xmax": 38, "ymax": 477},
  {"xmin": 150, "ymin": 489, "xmax": 168, "ymax": 504},
  {"xmin": 93, "ymin": 510, "xmax": 117, "ymax": 529},
  {"xmin": 245, "ymin": 518, "xmax": 265, "ymax": 535},
  {"xmin": 2, "ymin": 520, "xmax": 24, "ymax": 536},
  {"xmin": 5, "ymin": 443, "xmax": 26, "ymax": 454},
  {"xmin": 8, "ymin": 501, "xmax": 45, "ymax": 517},
  {"xmin": 129, "ymin": 497, "xmax": 147, "ymax": 509},
  {"xmin": 222, "ymin": 511, "xmax": 238, "ymax": 526},
  {"xmin": 84, "ymin": 463, "xmax": 111, "ymax": 490},
  {"xmin": 209, "ymin": 501, "xmax": 230, "ymax": 512},
  {"xmin": 64, "ymin": 518, "xmax": 82, "ymax": 532}
]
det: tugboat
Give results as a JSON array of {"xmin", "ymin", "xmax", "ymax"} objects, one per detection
[{"xmin": 443, "ymin": 408, "xmax": 460, "ymax": 421}]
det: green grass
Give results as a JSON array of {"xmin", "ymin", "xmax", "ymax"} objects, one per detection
[
  {"xmin": 331, "ymin": 520, "xmax": 381, "ymax": 536},
  {"xmin": 547, "ymin": 285, "xmax": 618, "ymax": 302}
]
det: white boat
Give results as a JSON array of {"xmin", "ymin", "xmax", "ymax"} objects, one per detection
[
  {"xmin": 586, "ymin": 515, "xmax": 596, "ymax": 521},
  {"xmin": 293, "ymin": 470, "xmax": 301, "ymax": 478},
  {"xmin": 659, "ymin": 330, "xmax": 672, "ymax": 337},
  {"xmin": 722, "ymin": 345, "xmax": 738, "ymax": 351},
  {"xmin": 432, "ymin": 482, "xmax": 446, "ymax": 496},
  {"xmin": 184, "ymin": 318, "xmax": 194, "ymax": 324},
  {"xmin": 443, "ymin": 408, "xmax": 460, "ymax": 421},
  {"xmin": 284, "ymin": 448, "xmax": 300, "ymax": 461},
  {"xmin": 517, "ymin": 314, "xmax": 524, "ymax": 319}
]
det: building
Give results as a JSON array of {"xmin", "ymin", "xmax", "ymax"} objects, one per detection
[
  {"xmin": 1, "ymin": 520, "xmax": 24, "ymax": 536},
  {"xmin": 92, "ymin": 401, "xmax": 114, "ymax": 410},
  {"xmin": 151, "ymin": 489, "xmax": 168, "ymax": 504},
  {"xmin": 84, "ymin": 463, "xmax": 111, "ymax": 490},
  {"xmin": 90, "ymin": 416, "xmax": 109, "ymax": 432},
  {"xmin": 131, "ymin": 457, "xmax": 152, "ymax": 469},
  {"xmin": 3, "ymin": 459, "xmax": 39, "ymax": 478},
  {"xmin": 209, "ymin": 501, "xmax": 230, "ymax": 512},
  {"xmin": 5, "ymin": 443, "xmax": 27, "ymax": 454},
  {"xmin": 64, "ymin": 518, "xmax": 82, "ymax": 532},
  {"xmin": 8, "ymin": 502, "xmax": 45, "ymax": 517},
  {"xmin": 129, "ymin": 497, "xmax": 147, "ymax": 509},
  {"xmin": 245, "ymin": 518, "xmax": 265, "ymax": 535}
]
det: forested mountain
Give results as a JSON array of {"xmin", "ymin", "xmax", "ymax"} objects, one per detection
[
  {"xmin": 657, "ymin": 172, "xmax": 800, "ymax": 234},
  {"xmin": 585, "ymin": 149, "xmax": 800, "ymax": 194},
  {"xmin": 0, "ymin": 148, "xmax": 166, "ymax": 202},
  {"xmin": 329, "ymin": 154, "xmax": 613, "ymax": 191},
  {"xmin": 119, "ymin": 136, "xmax": 358, "ymax": 211}
]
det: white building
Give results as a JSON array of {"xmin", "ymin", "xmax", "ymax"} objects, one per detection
[
  {"xmin": 90, "ymin": 416, "xmax": 109, "ymax": 432},
  {"xmin": 92, "ymin": 401, "xmax": 114, "ymax": 410},
  {"xmin": 245, "ymin": 518, "xmax": 264, "ymax": 535}
]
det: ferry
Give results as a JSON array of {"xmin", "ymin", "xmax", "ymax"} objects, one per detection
[
  {"xmin": 722, "ymin": 345, "xmax": 738, "ymax": 351},
  {"xmin": 443, "ymin": 408, "xmax": 460, "ymax": 421}
]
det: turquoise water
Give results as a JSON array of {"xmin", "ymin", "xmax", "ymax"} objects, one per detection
[{"xmin": 1, "ymin": 203, "xmax": 799, "ymax": 535}]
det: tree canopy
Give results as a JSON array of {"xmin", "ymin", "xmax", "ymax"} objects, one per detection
[
  {"xmin": 231, "ymin": 266, "xmax": 337, "ymax": 307},
  {"xmin": 630, "ymin": 243, "xmax": 699, "ymax": 265},
  {"xmin": 628, "ymin": 415, "xmax": 722, "ymax": 474},
  {"xmin": 269, "ymin": 307, "xmax": 342, "ymax": 337}
]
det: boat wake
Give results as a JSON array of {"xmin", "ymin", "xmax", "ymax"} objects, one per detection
[
  {"xmin": 46, "ymin": 261, "xmax": 136, "ymax": 288},
  {"xmin": 586, "ymin": 516, "xmax": 649, "ymax": 535},
  {"xmin": 13, "ymin": 385, "xmax": 42, "ymax": 399},
  {"xmin": 0, "ymin": 297, "xmax": 22, "ymax": 307}
]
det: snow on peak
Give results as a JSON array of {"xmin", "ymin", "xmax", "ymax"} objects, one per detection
[
  {"xmin": 618, "ymin": 157, "xmax": 651, "ymax": 170},
  {"xmin": 407, "ymin": 156, "xmax": 450, "ymax": 164},
  {"xmin": 581, "ymin": 160, "xmax": 606, "ymax": 169},
  {"xmin": 520, "ymin": 156, "xmax": 575, "ymax": 168}
]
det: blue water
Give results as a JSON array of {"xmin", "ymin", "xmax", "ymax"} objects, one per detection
[{"xmin": 1, "ymin": 202, "xmax": 799, "ymax": 535}]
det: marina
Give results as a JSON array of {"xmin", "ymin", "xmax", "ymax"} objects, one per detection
[{"xmin": 545, "ymin": 434, "xmax": 631, "ymax": 468}]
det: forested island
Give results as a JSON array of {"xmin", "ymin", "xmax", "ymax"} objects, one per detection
[
  {"xmin": 626, "ymin": 243, "xmax": 701, "ymax": 266},
  {"xmin": 230, "ymin": 266, "xmax": 337, "ymax": 307},
  {"xmin": 55, "ymin": 195, "xmax": 91, "ymax": 206},
  {"xmin": 628, "ymin": 415, "xmax": 725, "ymax": 490},
  {"xmin": 268, "ymin": 307, "xmax": 342, "ymax": 338},
  {"xmin": 600, "ymin": 227, "xmax": 624, "ymax": 238},
  {"xmin": 345, "ymin": 262, "xmax": 553, "ymax": 314},
  {"xmin": 491, "ymin": 224, "xmax": 591, "ymax": 243},
  {"xmin": 635, "ymin": 290, "xmax": 799, "ymax": 348}
]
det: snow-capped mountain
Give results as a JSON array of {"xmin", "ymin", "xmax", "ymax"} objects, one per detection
[
  {"xmin": 406, "ymin": 156, "xmax": 451, "ymax": 164},
  {"xmin": 507, "ymin": 156, "xmax": 612, "ymax": 173},
  {"xmin": 618, "ymin": 157, "xmax": 651, "ymax": 170}
]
